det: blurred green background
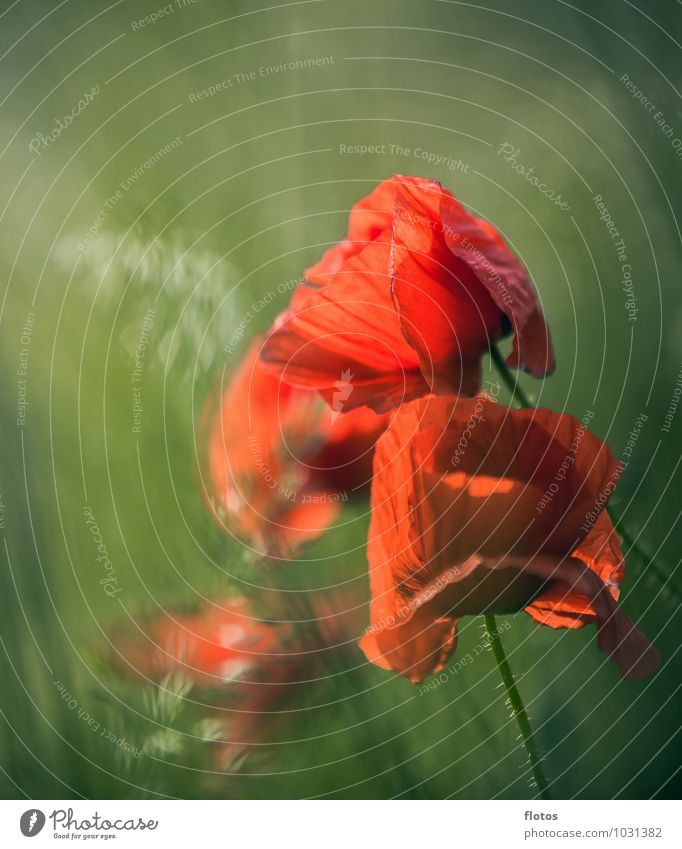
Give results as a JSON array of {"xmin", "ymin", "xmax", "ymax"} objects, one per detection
[{"xmin": 0, "ymin": 0, "xmax": 680, "ymax": 799}]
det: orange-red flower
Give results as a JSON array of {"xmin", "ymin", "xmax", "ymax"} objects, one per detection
[
  {"xmin": 359, "ymin": 396, "xmax": 660, "ymax": 682},
  {"xmin": 261, "ymin": 175, "xmax": 554, "ymax": 413},
  {"xmin": 114, "ymin": 594, "xmax": 357, "ymax": 769},
  {"xmin": 115, "ymin": 596, "xmax": 300, "ymax": 766},
  {"xmin": 203, "ymin": 337, "xmax": 387, "ymax": 556},
  {"xmin": 120, "ymin": 596, "xmax": 286, "ymax": 686}
]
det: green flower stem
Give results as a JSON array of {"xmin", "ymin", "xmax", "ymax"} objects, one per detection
[
  {"xmin": 486, "ymin": 347, "xmax": 550, "ymax": 796},
  {"xmin": 489, "ymin": 343, "xmax": 533, "ymax": 409},
  {"xmin": 488, "ymin": 343, "xmax": 676, "ymax": 793},
  {"xmin": 484, "ymin": 614, "xmax": 552, "ymax": 799}
]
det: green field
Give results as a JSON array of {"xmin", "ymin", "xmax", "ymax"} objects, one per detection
[{"xmin": 0, "ymin": 0, "xmax": 680, "ymax": 799}]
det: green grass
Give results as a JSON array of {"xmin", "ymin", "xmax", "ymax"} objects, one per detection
[{"xmin": 0, "ymin": 0, "xmax": 680, "ymax": 799}]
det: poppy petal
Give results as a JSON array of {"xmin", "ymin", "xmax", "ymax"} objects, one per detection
[
  {"xmin": 261, "ymin": 244, "xmax": 426, "ymax": 413},
  {"xmin": 501, "ymin": 551, "xmax": 661, "ymax": 680},
  {"xmin": 205, "ymin": 338, "xmax": 385, "ymax": 554},
  {"xmin": 390, "ymin": 178, "xmax": 503, "ymax": 395},
  {"xmin": 359, "ymin": 611, "xmax": 458, "ymax": 684},
  {"xmin": 391, "ymin": 174, "xmax": 554, "ymax": 379},
  {"xmin": 306, "ymin": 179, "xmax": 396, "ymax": 283}
]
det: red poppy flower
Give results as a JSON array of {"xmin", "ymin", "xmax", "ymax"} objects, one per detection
[
  {"xmin": 114, "ymin": 595, "xmax": 356, "ymax": 768},
  {"xmin": 261, "ymin": 175, "xmax": 554, "ymax": 413},
  {"xmin": 120, "ymin": 596, "xmax": 284, "ymax": 685},
  {"xmin": 203, "ymin": 338, "xmax": 387, "ymax": 556},
  {"xmin": 114, "ymin": 597, "xmax": 300, "ymax": 765},
  {"xmin": 359, "ymin": 395, "xmax": 660, "ymax": 682}
]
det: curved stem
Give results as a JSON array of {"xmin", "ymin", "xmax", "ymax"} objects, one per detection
[
  {"xmin": 484, "ymin": 614, "xmax": 552, "ymax": 799},
  {"xmin": 489, "ymin": 343, "xmax": 532, "ymax": 409}
]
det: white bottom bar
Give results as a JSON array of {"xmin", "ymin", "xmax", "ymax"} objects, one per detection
[{"xmin": 1, "ymin": 800, "xmax": 679, "ymax": 848}]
